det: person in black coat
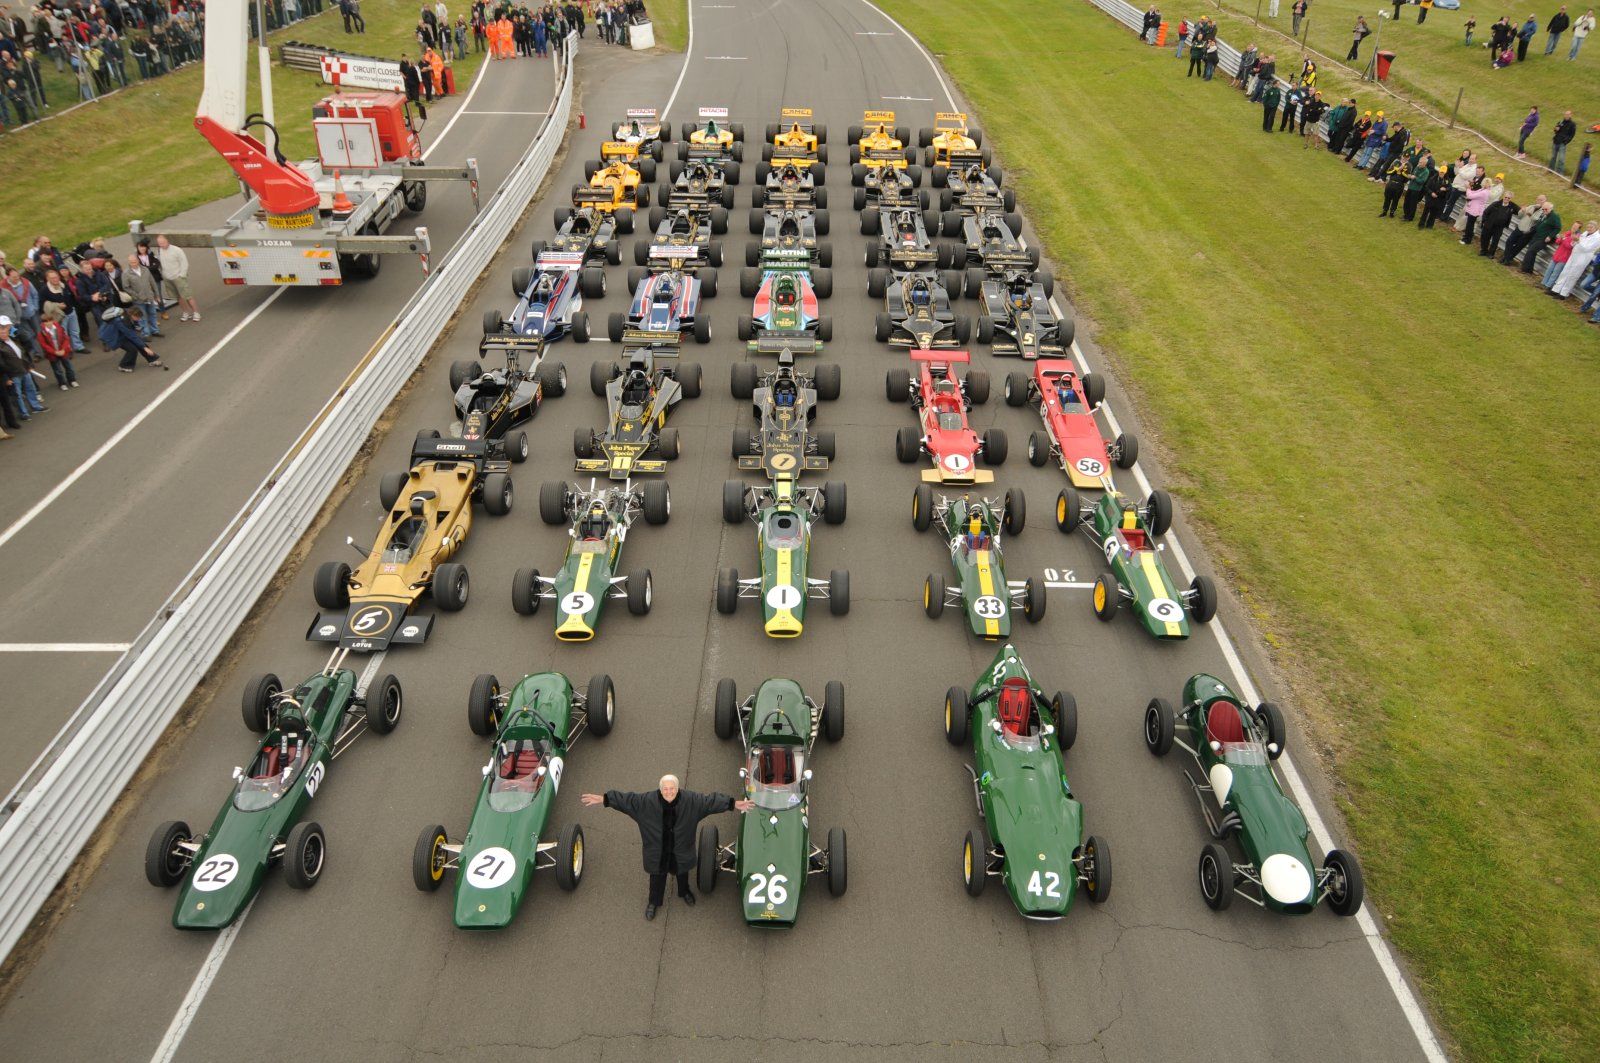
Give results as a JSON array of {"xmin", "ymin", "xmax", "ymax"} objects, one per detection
[
  {"xmin": 1478, "ymin": 192, "xmax": 1518, "ymax": 256},
  {"xmin": 399, "ymin": 55, "xmax": 426, "ymax": 119},
  {"xmin": 582, "ymin": 775, "xmax": 752, "ymax": 920}
]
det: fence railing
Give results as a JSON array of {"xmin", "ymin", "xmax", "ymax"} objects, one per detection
[{"xmin": 0, "ymin": 35, "xmax": 577, "ymax": 965}]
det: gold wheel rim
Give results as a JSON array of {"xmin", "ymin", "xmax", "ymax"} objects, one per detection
[
  {"xmin": 1056, "ymin": 497, "xmax": 1067, "ymax": 523},
  {"xmin": 1094, "ymin": 583, "xmax": 1106, "ymax": 610},
  {"xmin": 964, "ymin": 840, "xmax": 973, "ymax": 880}
]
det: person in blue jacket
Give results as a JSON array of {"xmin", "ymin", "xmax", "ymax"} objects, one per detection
[{"xmin": 98, "ymin": 307, "xmax": 167, "ymax": 372}]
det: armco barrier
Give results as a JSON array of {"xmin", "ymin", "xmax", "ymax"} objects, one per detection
[{"xmin": 0, "ymin": 36, "xmax": 577, "ymax": 965}]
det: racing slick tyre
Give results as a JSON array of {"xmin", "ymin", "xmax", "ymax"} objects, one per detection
[
  {"xmin": 482, "ymin": 308, "xmax": 505, "ymax": 336},
  {"xmin": 504, "ymin": 431, "xmax": 530, "ymax": 464},
  {"xmin": 615, "ymin": 206, "xmax": 635, "ymax": 234},
  {"xmin": 895, "ymin": 426, "xmax": 920, "ymax": 464},
  {"xmin": 1004, "ymin": 211, "xmax": 1024, "ymax": 237},
  {"xmin": 1055, "ymin": 486, "xmax": 1083, "ymax": 532},
  {"xmin": 936, "ymin": 242, "xmax": 956, "ymax": 270},
  {"xmin": 970, "ymin": 128, "xmax": 985, "ymax": 148},
  {"xmin": 740, "ymin": 268, "xmax": 760, "ymax": 298},
  {"xmin": 1082, "ymin": 836, "xmax": 1111, "ymax": 903},
  {"xmin": 722, "ymin": 161, "xmax": 741, "ymax": 185},
  {"xmin": 693, "ymin": 316, "xmax": 712, "ymax": 344},
  {"xmin": 1004, "ymin": 488, "xmax": 1026, "ymax": 535},
  {"xmin": 953, "ymin": 316, "xmax": 972, "ymax": 345},
  {"xmin": 1114, "ymin": 432, "xmax": 1139, "ymax": 469},
  {"xmin": 482, "ymin": 473, "xmax": 513, "ymax": 516},
  {"xmin": 584, "ymin": 160, "xmax": 600, "ymax": 181},
  {"xmin": 379, "ymin": 470, "xmax": 408, "ymax": 512},
  {"xmin": 965, "ymin": 368, "xmax": 990, "ymax": 405},
  {"xmin": 905, "ymin": 164, "xmax": 923, "ymax": 186},
  {"xmin": 714, "ymin": 678, "xmax": 739, "ymax": 740},
  {"xmin": 815, "ymin": 480, "xmax": 848, "ymax": 525},
  {"xmin": 919, "ymin": 127, "xmax": 935, "ymax": 148},
  {"xmin": 817, "ymin": 245, "xmax": 833, "ymax": 268},
  {"xmin": 1002, "ymin": 189, "xmax": 1017, "ymax": 215},
  {"xmin": 511, "ymin": 265, "xmax": 534, "ymax": 298},
  {"xmin": 728, "ymin": 425, "xmax": 747, "ymax": 460},
  {"xmin": 730, "ymin": 361, "xmax": 758, "ymax": 398},
  {"xmin": 722, "ymin": 481, "xmax": 746, "ymax": 525},
  {"xmin": 627, "ymin": 570, "xmax": 653, "ymax": 616},
  {"xmin": 635, "ymin": 185, "xmax": 651, "ymax": 208},
  {"xmin": 976, "ymin": 315, "xmax": 994, "ymax": 344},
  {"xmin": 555, "ymin": 823, "xmax": 586, "ymax": 892},
  {"xmin": 852, "ymin": 186, "xmax": 867, "ymax": 211},
  {"xmin": 590, "ymin": 361, "xmax": 611, "ymax": 398},
  {"xmin": 815, "ymin": 430, "xmax": 836, "ymax": 461},
  {"xmin": 606, "ymin": 240, "xmax": 622, "ymax": 265},
  {"xmin": 1144, "ymin": 698, "xmax": 1176, "ymax": 756},
  {"xmin": 553, "ymin": 207, "xmax": 572, "ymax": 229},
  {"xmin": 638, "ymin": 157, "xmax": 657, "ymax": 183},
  {"xmin": 874, "ymin": 312, "xmax": 892, "ymax": 343},
  {"xmin": 923, "ymin": 573, "xmax": 946, "ymax": 619},
  {"xmin": 866, "ymin": 267, "xmax": 888, "ymax": 299},
  {"xmin": 1079, "ymin": 372, "xmax": 1106, "ymax": 409},
  {"xmin": 283, "ymin": 822, "xmax": 327, "ymax": 890},
  {"xmin": 829, "ymin": 569, "xmax": 850, "ymax": 615},
  {"xmin": 941, "ymin": 210, "xmax": 962, "ymax": 238},
  {"xmin": 1051, "ymin": 691, "xmax": 1076, "ymax": 749},
  {"xmin": 753, "ymin": 167, "xmax": 769, "ymax": 195},
  {"xmin": 981, "ymin": 427, "xmax": 1007, "ymax": 465},
  {"xmin": 912, "ymin": 482, "xmax": 935, "ymax": 531},
  {"xmin": 823, "ymin": 680, "xmax": 845, "ymax": 741},
  {"xmin": 931, "ymin": 163, "xmax": 948, "ymax": 187},
  {"xmin": 449, "ymin": 360, "xmax": 481, "ymax": 392},
  {"xmin": 850, "ymin": 163, "xmax": 867, "ymax": 187},
  {"xmin": 849, "ymin": 143, "xmax": 861, "ymax": 166},
  {"xmin": 1199, "ymin": 843, "xmax": 1236, "ymax": 911},
  {"xmin": 1145, "ymin": 488, "xmax": 1174, "ymax": 537},
  {"xmin": 939, "ymin": 187, "xmax": 953, "ymax": 212},
  {"xmin": 963, "ymin": 829, "xmax": 988, "ymax": 897},
  {"xmin": 814, "ymin": 209, "xmax": 830, "ymax": 236},
  {"xmin": 313, "ymin": 561, "xmax": 350, "ymax": 611},
  {"xmin": 146, "ymin": 821, "xmax": 192, "ymax": 887},
  {"xmin": 538, "ymin": 359, "xmax": 568, "ymax": 396},
  {"xmin": 643, "ymin": 481, "xmax": 671, "ymax": 525},
  {"xmin": 812, "ymin": 163, "xmax": 828, "ymax": 186},
  {"xmin": 721, "ymin": 185, "xmax": 736, "ymax": 208},
  {"xmin": 657, "ymin": 428, "xmax": 682, "ymax": 460},
  {"xmin": 813, "ymin": 267, "xmax": 833, "ymax": 299},
  {"xmin": 814, "ymin": 362, "xmax": 842, "ymax": 401},
  {"xmin": 403, "ymin": 179, "xmax": 427, "ymax": 213},
  {"xmin": 1033, "ymin": 266, "xmax": 1054, "ymax": 298},
  {"xmin": 1323, "ymin": 850, "xmax": 1365, "ymax": 917},
  {"xmin": 585, "ymin": 674, "xmax": 616, "ymax": 737},
  {"xmin": 413, "ymin": 826, "xmax": 449, "ymax": 892},
  {"xmin": 434, "ymin": 562, "xmax": 471, "ymax": 612},
  {"xmin": 1028, "ymin": 245, "xmax": 1042, "ymax": 269},
  {"xmin": 964, "ymin": 268, "xmax": 984, "ymax": 301},
  {"xmin": 626, "ymin": 266, "xmax": 647, "ymax": 293},
  {"xmin": 532, "ymin": 238, "xmax": 549, "ymax": 261},
  {"xmin": 607, "ymin": 311, "xmax": 626, "ymax": 343},
  {"xmin": 1092, "ymin": 575, "xmax": 1121, "ymax": 622},
  {"xmin": 241, "ymin": 672, "xmax": 283, "ymax": 733},
  {"xmin": 365, "ymin": 673, "xmax": 403, "ymax": 735},
  {"xmin": 1189, "ymin": 574, "xmax": 1218, "ymax": 626},
  {"xmin": 944, "ymin": 686, "xmax": 970, "ymax": 745},
  {"xmin": 697, "ymin": 824, "xmax": 720, "ymax": 894},
  {"xmin": 883, "ymin": 365, "xmax": 911, "ymax": 405},
  {"xmin": 573, "ymin": 427, "xmax": 594, "ymax": 459},
  {"xmin": 860, "ymin": 208, "xmax": 880, "ymax": 236},
  {"xmin": 1027, "ymin": 431, "xmax": 1051, "ymax": 468},
  {"xmin": 414, "ymin": 428, "xmax": 442, "ymax": 452},
  {"xmin": 817, "ymin": 316, "xmax": 834, "ymax": 342},
  {"xmin": 540, "ymin": 481, "xmax": 569, "ymax": 525},
  {"xmin": 677, "ymin": 361, "xmax": 703, "ymax": 397},
  {"xmin": 580, "ymin": 266, "xmax": 607, "ymax": 299},
  {"xmin": 1024, "ymin": 577, "xmax": 1048, "ymax": 624},
  {"xmin": 708, "ymin": 240, "xmax": 724, "ymax": 268},
  {"xmin": 634, "ymin": 239, "xmax": 651, "ymax": 267},
  {"xmin": 828, "ymin": 828, "xmax": 848, "ymax": 897},
  {"xmin": 710, "ymin": 206, "xmax": 729, "ymax": 234},
  {"xmin": 512, "ymin": 568, "xmax": 543, "ymax": 616},
  {"xmin": 468, "ymin": 674, "xmax": 502, "ymax": 736},
  {"xmin": 1254, "ymin": 701, "xmax": 1287, "ymax": 759}
]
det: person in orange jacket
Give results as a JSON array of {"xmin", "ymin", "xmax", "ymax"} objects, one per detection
[
  {"xmin": 496, "ymin": 15, "xmax": 513, "ymax": 57},
  {"xmin": 425, "ymin": 45, "xmax": 445, "ymax": 96}
]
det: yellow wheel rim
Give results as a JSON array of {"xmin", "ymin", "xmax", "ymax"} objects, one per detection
[
  {"xmin": 924, "ymin": 581, "xmax": 931, "ymax": 609},
  {"xmin": 945, "ymin": 695, "xmax": 952, "ymax": 732},
  {"xmin": 1094, "ymin": 583, "xmax": 1106, "ymax": 611},
  {"xmin": 573, "ymin": 836, "xmax": 585, "ymax": 875},
  {"xmin": 1056, "ymin": 497, "xmax": 1067, "ymax": 524},
  {"xmin": 430, "ymin": 835, "xmax": 445, "ymax": 880},
  {"xmin": 964, "ymin": 839, "xmax": 973, "ymax": 880}
]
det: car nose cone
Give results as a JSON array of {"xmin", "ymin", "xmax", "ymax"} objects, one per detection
[{"xmin": 1260, "ymin": 853, "xmax": 1313, "ymax": 905}]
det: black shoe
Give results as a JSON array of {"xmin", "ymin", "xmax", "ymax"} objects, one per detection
[
  {"xmin": 645, "ymin": 904, "xmax": 658, "ymax": 920},
  {"xmin": 678, "ymin": 890, "xmax": 696, "ymax": 906}
]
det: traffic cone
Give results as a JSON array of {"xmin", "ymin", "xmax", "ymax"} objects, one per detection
[
  {"xmin": 579, "ymin": 110, "xmax": 586, "ymax": 130},
  {"xmin": 331, "ymin": 170, "xmax": 354, "ymax": 216}
]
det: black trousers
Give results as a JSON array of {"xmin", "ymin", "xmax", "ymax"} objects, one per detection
[
  {"xmin": 1381, "ymin": 185, "xmax": 1403, "ymax": 215},
  {"xmin": 0, "ymin": 379, "xmax": 22, "ymax": 429},
  {"xmin": 649, "ymin": 872, "xmax": 692, "ymax": 904},
  {"xmin": 1262, "ymin": 103, "xmax": 1278, "ymax": 131},
  {"xmin": 1521, "ymin": 239, "xmax": 1547, "ymax": 273},
  {"xmin": 1418, "ymin": 197, "xmax": 1441, "ymax": 228},
  {"xmin": 1480, "ymin": 224, "xmax": 1507, "ymax": 255},
  {"xmin": 1402, "ymin": 189, "xmax": 1423, "ymax": 220},
  {"xmin": 1501, "ymin": 230, "xmax": 1532, "ymax": 263}
]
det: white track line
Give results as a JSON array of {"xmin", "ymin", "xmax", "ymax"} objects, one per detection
[
  {"xmin": 0, "ymin": 290, "xmax": 286, "ymax": 555},
  {"xmin": 0, "ymin": 643, "xmax": 132, "ymax": 652},
  {"xmin": 661, "ymin": 0, "xmax": 696, "ymax": 118},
  {"xmin": 150, "ymin": 653, "xmax": 389, "ymax": 1063},
  {"xmin": 422, "ymin": 56, "xmax": 498, "ymax": 160},
  {"xmin": 461, "ymin": 109, "xmax": 549, "ymax": 116}
]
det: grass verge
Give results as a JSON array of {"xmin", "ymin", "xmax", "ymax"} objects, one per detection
[
  {"xmin": 879, "ymin": 0, "xmax": 1600, "ymax": 1059},
  {"xmin": 647, "ymin": 0, "xmax": 689, "ymax": 52},
  {"xmin": 0, "ymin": 1, "xmax": 488, "ymax": 254}
]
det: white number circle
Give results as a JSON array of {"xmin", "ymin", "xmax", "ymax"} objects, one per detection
[
  {"xmin": 1147, "ymin": 597, "xmax": 1183, "ymax": 623},
  {"xmin": 560, "ymin": 591, "xmax": 595, "ymax": 615},
  {"xmin": 942, "ymin": 453, "xmax": 971, "ymax": 471},
  {"xmin": 1075, "ymin": 457, "xmax": 1105, "ymax": 476},
  {"xmin": 192, "ymin": 854, "xmax": 240, "ymax": 892},
  {"xmin": 766, "ymin": 584, "xmax": 802, "ymax": 610},
  {"xmin": 350, "ymin": 605, "xmax": 390, "ymax": 634},
  {"xmin": 466, "ymin": 847, "xmax": 517, "ymax": 889},
  {"xmin": 305, "ymin": 762, "xmax": 325, "ymax": 798},
  {"xmin": 547, "ymin": 756, "xmax": 565, "ymax": 793},
  {"xmin": 1103, "ymin": 537, "xmax": 1120, "ymax": 564},
  {"xmin": 973, "ymin": 595, "xmax": 1006, "ymax": 619}
]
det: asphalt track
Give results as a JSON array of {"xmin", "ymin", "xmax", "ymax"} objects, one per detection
[
  {"xmin": 0, "ymin": 5, "xmax": 1440, "ymax": 1060},
  {"xmin": 0, "ymin": 55, "xmax": 556, "ymax": 799}
]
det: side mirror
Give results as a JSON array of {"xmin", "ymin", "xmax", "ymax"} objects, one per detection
[
  {"xmin": 537, "ymin": 765, "xmax": 548, "ymax": 777},
  {"xmin": 990, "ymin": 719, "xmax": 1003, "ymax": 733},
  {"xmin": 345, "ymin": 536, "xmax": 357, "ymax": 547},
  {"xmin": 1209, "ymin": 740, "xmax": 1222, "ymax": 753},
  {"xmin": 1267, "ymin": 742, "xmax": 1280, "ymax": 755},
  {"xmin": 231, "ymin": 766, "xmax": 244, "ymax": 781},
  {"xmin": 481, "ymin": 763, "xmax": 492, "ymax": 777},
  {"xmin": 738, "ymin": 767, "xmax": 748, "ymax": 779},
  {"xmin": 802, "ymin": 769, "xmax": 813, "ymax": 781},
  {"xmin": 1042, "ymin": 724, "xmax": 1056, "ymax": 737}
]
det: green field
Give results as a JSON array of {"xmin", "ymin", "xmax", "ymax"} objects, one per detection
[
  {"xmin": 880, "ymin": 0, "xmax": 1600, "ymax": 1059},
  {"xmin": 647, "ymin": 0, "xmax": 689, "ymax": 51},
  {"xmin": 1208, "ymin": 0, "xmax": 1600, "ymax": 164},
  {"xmin": 0, "ymin": 1, "xmax": 487, "ymax": 254}
]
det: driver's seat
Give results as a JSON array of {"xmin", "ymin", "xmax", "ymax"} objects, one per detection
[
  {"xmin": 1206, "ymin": 701, "xmax": 1247, "ymax": 746},
  {"xmin": 996, "ymin": 678, "xmax": 1032, "ymax": 737}
]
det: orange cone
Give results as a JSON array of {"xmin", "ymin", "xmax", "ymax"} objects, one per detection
[{"xmin": 331, "ymin": 170, "xmax": 354, "ymax": 216}]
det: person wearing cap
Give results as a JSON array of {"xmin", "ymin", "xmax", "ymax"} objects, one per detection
[
  {"xmin": 581, "ymin": 776, "xmax": 753, "ymax": 920},
  {"xmin": 1379, "ymin": 155, "xmax": 1410, "ymax": 218},
  {"xmin": 0, "ymin": 315, "xmax": 47, "ymax": 420},
  {"xmin": 98, "ymin": 306, "xmax": 167, "ymax": 373},
  {"xmin": 1344, "ymin": 111, "xmax": 1374, "ymax": 162},
  {"xmin": 1355, "ymin": 112, "xmax": 1386, "ymax": 169},
  {"xmin": 1418, "ymin": 163, "xmax": 1452, "ymax": 229}
]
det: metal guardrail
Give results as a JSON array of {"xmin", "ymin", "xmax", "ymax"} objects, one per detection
[{"xmin": 0, "ymin": 36, "xmax": 577, "ymax": 965}]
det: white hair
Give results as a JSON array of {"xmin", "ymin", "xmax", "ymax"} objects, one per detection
[{"xmin": 659, "ymin": 774, "xmax": 680, "ymax": 789}]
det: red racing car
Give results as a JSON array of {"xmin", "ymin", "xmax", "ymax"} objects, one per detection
[
  {"xmin": 1004, "ymin": 359, "xmax": 1136, "ymax": 489},
  {"xmin": 887, "ymin": 349, "xmax": 1006, "ymax": 484}
]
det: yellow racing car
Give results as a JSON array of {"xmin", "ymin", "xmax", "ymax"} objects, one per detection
[
  {"xmin": 762, "ymin": 106, "xmax": 828, "ymax": 170},
  {"xmin": 572, "ymin": 157, "xmax": 651, "ymax": 215},
  {"xmin": 918, "ymin": 111, "xmax": 992, "ymax": 170}
]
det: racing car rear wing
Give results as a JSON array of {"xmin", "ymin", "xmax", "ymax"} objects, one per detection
[
  {"xmin": 863, "ymin": 109, "xmax": 896, "ymax": 124},
  {"xmin": 911, "ymin": 348, "xmax": 970, "ymax": 365},
  {"xmin": 478, "ymin": 331, "xmax": 547, "ymax": 361},
  {"xmin": 752, "ymin": 333, "xmax": 823, "ymax": 356},
  {"xmin": 933, "ymin": 111, "xmax": 969, "ymax": 132}
]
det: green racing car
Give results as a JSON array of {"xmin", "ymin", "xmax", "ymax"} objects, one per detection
[
  {"xmin": 1143, "ymin": 673, "xmax": 1363, "ymax": 917},
  {"xmin": 912, "ymin": 483, "xmax": 1042, "ymax": 639},
  {"xmin": 412, "ymin": 671, "xmax": 614, "ymax": 929},
  {"xmin": 944, "ymin": 643, "xmax": 1110, "ymax": 920},
  {"xmin": 144, "ymin": 658, "xmax": 403, "ymax": 929},
  {"xmin": 717, "ymin": 478, "xmax": 848, "ymax": 637},
  {"xmin": 697, "ymin": 676, "xmax": 846, "ymax": 926}
]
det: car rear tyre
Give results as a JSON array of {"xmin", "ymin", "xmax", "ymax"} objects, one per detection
[
  {"xmin": 815, "ymin": 430, "xmax": 836, "ymax": 461},
  {"xmin": 378, "ymin": 470, "xmax": 408, "ymax": 512},
  {"xmin": 642, "ymin": 481, "xmax": 671, "ymax": 525},
  {"xmin": 953, "ymin": 316, "xmax": 972, "ymax": 345},
  {"xmin": 1114, "ymin": 432, "xmax": 1139, "ymax": 469},
  {"xmin": 434, "ymin": 562, "xmax": 470, "ymax": 612},
  {"xmin": 569, "ymin": 311, "xmax": 592, "ymax": 343},
  {"xmin": 911, "ymin": 482, "xmax": 934, "ymax": 531},
  {"xmin": 1024, "ymin": 577, "xmax": 1046, "ymax": 624},
  {"xmin": 313, "ymin": 561, "xmax": 350, "ymax": 610},
  {"xmin": 590, "ymin": 360, "xmax": 610, "ymax": 398},
  {"xmin": 1028, "ymin": 431, "xmax": 1050, "ymax": 467},
  {"xmin": 885, "ymin": 367, "xmax": 910, "ymax": 401},
  {"xmin": 1144, "ymin": 698, "xmax": 1175, "ymax": 756},
  {"xmin": 982, "ymin": 427, "xmax": 1007, "ymax": 465},
  {"xmin": 241, "ymin": 672, "xmax": 282, "ymax": 733},
  {"xmin": 1145, "ymin": 489, "xmax": 1174, "ymax": 537},
  {"xmin": 283, "ymin": 822, "xmax": 326, "ymax": 890},
  {"xmin": 697, "ymin": 824, "xmax": 720, "ymax": 894},
  {"xmin": 1082, "ymin": 371, "xmax": 1105, "ymax": 407},
  {"xmin": 823, "ymin": 680, "xmax": 845, "ymax": 741},
  {"xmin": 145, "ymin": 821, "xmax": 192, "ymax": 887},
  {"xmin": 874, "ymin": 312, "xmax": 892, "ymax": 343},
  {"xmin": 540, "ymin": 481, "xmax": 568, "ymax": 526},
  {"xmin": 627, "ymin": 570, "xmax": 653, "ymax": 616},
  {"xmin": 482, "ymin": 473, "xmax": 513, "ymax": 516},
  {"xmin": 976, "ymin": 315, "xmax": 994, "ymax": 344},
  {"xmin": 1083, "ymin": 835, "xmax": 1112, "ymax": 903},
  {"xmin": 1199, "ymin": 843, "xmax": 1235, "ymax": 911},
  {"xmin": 450, "ymin": 359, "xmax": 482, "ymax": 392},
  {"xmin": 866, "ymin": 267, "xmax": 887, "ymax": 299},
  {"xmin": 822, "ymin": 481, "xmax": 847, "ymax": 525},
  {"xmin": 827, "ymin": 828, "xmax": 848, "ymax": 897},
  {"xmin": 829, "ymin": 569, "xmax": 850, "ymax": 615},
  {"xmin": 585, "ymin": 674, "xmax": 616, "ymax": 736},
  {"xmin": 555, "ymin": 823, "xmax": 585, "ymax": 892},
  {"xmin": 1189, "ymin": 574, "xmax": 1218, "ymax": 625},
  {"xmin": 657, "ymin": 428, "xmax": 681, "ymax": 460},
  {"xmin": 944, "ymin": 687, "xmax": 969, "ymax": 745},
  {"xmin": 677, "ymin": 361, "xmax": 703, "ymax": 398},
  {"xmin": 964, "ymin": 368, "xmax": 990, "ymax": 405},
  {"xmin": 923, "ymin": 573, "xmax": 946, "ymax": 619},
  {"xmin": 814, "ymin": 362, "xmax": 842, "ymax": 401},
  {"xmin": 1055, "ymin": 486, "xmax": 1082, "ymax": 532},
  {"xmin": 1004, "ymin": 488, "xmax": 1026, "ymax": 535},
  {"xmin": 693, "ymin": 316, "xmax": 712, "ymax": 344},
  {"xmin": 1051, "ymin": 691, "xmax": 1076, "ymax": 748},
  {"xmin": 512, "ymin": 568, "xmax": 542, "ymax": 616},
  {"xmin": 722, "ymin": 481, "xmax": 745, "ymax": 524},
  {"xmin": 895, "ymin": 426, "xmax": 920, "ymax": 463},
  {"xmin": 482, "ymin": 308, "xmax": 504, "ymax": 336},
  {"xmin": 963, "ymin": 829, "xmax": 987, "ymax": 896}
]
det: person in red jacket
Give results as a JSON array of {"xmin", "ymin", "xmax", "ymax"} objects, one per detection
[{"xmin": 37, "ymin": 304, "xmax": 78, "ymax": 390}]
